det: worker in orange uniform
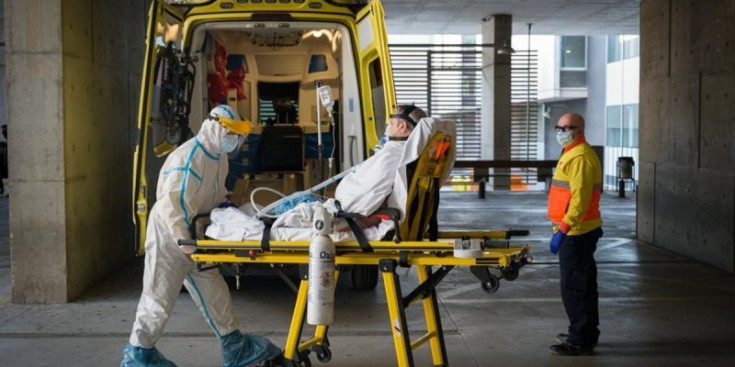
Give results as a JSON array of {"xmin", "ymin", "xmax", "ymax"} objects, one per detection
[{"xmin": 547, "ymin": 113, "xmax": 603, "ymax": 356}]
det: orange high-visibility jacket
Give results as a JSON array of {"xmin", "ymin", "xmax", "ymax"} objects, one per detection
[{"xmin": 547, "ymin": 137, "xmax": 603, "ymax": 236}]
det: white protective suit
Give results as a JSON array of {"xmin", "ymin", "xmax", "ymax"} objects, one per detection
[{"xmin": 129, "ymin": 116, "xmax": 238, "ymax": 348}]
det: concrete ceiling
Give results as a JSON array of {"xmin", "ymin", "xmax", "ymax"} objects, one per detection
[{"xmin": 380, "ymin": 0, "xmax": 640, "ymax": 36}]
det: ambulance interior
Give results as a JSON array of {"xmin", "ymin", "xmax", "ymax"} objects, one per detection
[{"xmin": 187, "ymin": 23, "xmax": 367, "ymax": 205}]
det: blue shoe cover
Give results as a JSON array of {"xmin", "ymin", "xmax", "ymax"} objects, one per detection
[
  {"xmin": 221, "ymin": 330, "xmax": 282, "ymax": 367},
  {"xmin": 120, "ymin": 344, "xmax": 177, "ymax": 367}
]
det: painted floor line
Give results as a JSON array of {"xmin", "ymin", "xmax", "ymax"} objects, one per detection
[{"xmin": 439, "ymin": 296, "xmax": 735, "ymax": 304}]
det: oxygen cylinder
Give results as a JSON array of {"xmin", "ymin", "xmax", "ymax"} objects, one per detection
[{"xmin": 307, "ymin": 205, "xmax": 336, "ymax": 325}]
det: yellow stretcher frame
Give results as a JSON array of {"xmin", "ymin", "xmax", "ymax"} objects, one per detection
[
  {"xmin": 190, "ymin": 236, "xmax": 531, "ymax": 367},
  {"xmin": 185, "ymin": 125, "xmax": 533, "ymax": 366}
]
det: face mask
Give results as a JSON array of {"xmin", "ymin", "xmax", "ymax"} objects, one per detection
[
  {"xmin": 556, "ymin": 130, "xmax": 574, "ymax": 146},
  {"xmin": 221, "ymin": 134, "xmax": 240, "ymax": 153}
]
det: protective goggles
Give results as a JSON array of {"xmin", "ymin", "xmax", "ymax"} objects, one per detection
[
  {"xmin": 388, "ymin": 105, "xmax": 418, "ymax": 128},
  {"xmin": 209, "ymin": 114, "xmax": 251, "ymax": 135}
]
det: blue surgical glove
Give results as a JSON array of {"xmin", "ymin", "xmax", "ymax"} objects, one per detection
[
  {"xmin": 549, "ymin": 230, "xmax": 567, "ymax": 255},
  {"xmin": 273, "ymin": 194, "xmax": 320, "ymax": 215},
  {"xmin": 218, "ymin": 200, "xmax": 237, "ymax": 209}
]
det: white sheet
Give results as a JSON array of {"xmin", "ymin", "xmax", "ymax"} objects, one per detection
[
  {"xmin": 205, "ymin": 117, "xmax": 456, "ymax": 243},
  {"xmin": 205, "ymin": 200, "xmax": 395, "ymax": 242}
]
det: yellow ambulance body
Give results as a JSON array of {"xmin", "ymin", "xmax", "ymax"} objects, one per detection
[{"xmin": 133, "ymin": 0, "xmax": 397, "ymax": 254}]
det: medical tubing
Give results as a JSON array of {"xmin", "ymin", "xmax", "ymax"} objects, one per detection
[
  {"xmin": 251, "ymin": 187, "xmax": 287, "ymax": 219},
  {"xmin": 315, "ymin": 81, "xmax": 324, "ymax": 189},
  {"xmin": 329, "ymin": 114, "xmax": 336, "ymax": 177},
  {"xmin": 252, "ymin": 165, "xmax": 361, "ymax": 218}
]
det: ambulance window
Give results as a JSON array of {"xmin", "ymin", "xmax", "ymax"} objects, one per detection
[
  {"xmin": 258, "ymin": 82, "xmax": 300, "ymax": 125},
  {"xmin": 308, "ymin": 55, "xmax": 328, "ymax": 73},
  {"xmin": 369, "ymin": 58, "xmax": 386, "ymax": 139}
]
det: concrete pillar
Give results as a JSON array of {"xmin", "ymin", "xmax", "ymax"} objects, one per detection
[
  {"xmin": 481, "ymin": 14, "xmax": 512, "ymax": 190},
  {"xmin": 6, "ymin": 0, "xmax": 67, "ymax": 303},
  {"xmin": 6, "ymin": 0, "xmax": 146, "ymax": 303},
  {"xmin": 1, "ymin": 3, "xmax": 6, "ymax": 131},
  {"xmin": 639, "ymin": 0, "xmax": 735, "ymax": 272}
]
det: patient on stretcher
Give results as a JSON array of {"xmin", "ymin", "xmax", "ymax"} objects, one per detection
[{"xmin": 205, "ymin": 106, "xmax": 456, "ymax": 243}]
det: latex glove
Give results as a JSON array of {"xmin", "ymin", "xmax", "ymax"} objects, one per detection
[
  {"xmin": 180, "ymin": 242, "xmax": 198, "ymax": 255},
  {"xmin": 549, "ymin": 230, "xmax": 567, "ymax": 255},
  {"xmin": 218, "ymin": 200, "xmax": 237, "ymax": 209}
]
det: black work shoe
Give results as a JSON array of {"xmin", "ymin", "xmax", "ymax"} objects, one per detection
[
  {"xmin": 555, "ymin": 333, "xmax": 569, "ymax": 344},
  {"xmin": 549, "ymin": 342, "xmax": 595, "ymax": 356},
  {"xmin": 555, "ymin": 333, "xmax": 598, "ymax": 346}
]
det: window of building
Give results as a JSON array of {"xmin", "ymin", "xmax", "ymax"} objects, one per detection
[
  {"xmin": 606, "ymin": 105, "xmax": 622, "ymax": 147},
  {"xmin": 623, "ymin": 36, "xmax": 640, "ymax": 59},
  {"xmin": 606, "ymin": 104, "xmax": 639, "ymax": 148},
  {"xmin": 623, "ymin": 104, "xmax": 639, "ymax": 148},
  {"xmin": 607, "ymin": 35, "xmax": 639, "ymax": 63},
  {"xmin": 561, "ymin": 36, "xmax": 586, "ymax": 69},
  {"xmin": 607, "ymin": 36, "xmax": 622, "ymax": 63}
]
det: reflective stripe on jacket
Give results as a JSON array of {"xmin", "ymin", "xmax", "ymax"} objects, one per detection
[{"xmin": 547, "ymin": 137, "xmax": 602, "ymax": 236}]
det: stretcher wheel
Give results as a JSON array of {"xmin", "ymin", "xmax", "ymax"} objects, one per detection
[
  {"xmin": 351, "ymin": 265, "xmax": 378, "ymax": 289},
  {"xmin": 315, "ymin": 347, "xmax": 332, "ymax": 363},
  {"xmin": 480, "ymin": 274, "xmax": 500, "ymax": 293},
  {"xmin": 288, "ymin": 356, "xmax": 310, "ymax": 367},
  {"xmin": 502, "ymin": 268, "xmax": 519, "ymax": 281}
]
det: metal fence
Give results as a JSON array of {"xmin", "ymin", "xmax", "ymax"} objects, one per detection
[{"xmin": 389, "ymin": 44, "xmax": 539, "ymax": 186}]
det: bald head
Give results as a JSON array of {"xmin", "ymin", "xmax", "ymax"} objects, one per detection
[
  {"xmin": 556, "ymin": 113, "xmax": 585, "ymax": 140},
  {"xmin": 558, "ymin": 113, "xmax": 585, "ymax": 129}
]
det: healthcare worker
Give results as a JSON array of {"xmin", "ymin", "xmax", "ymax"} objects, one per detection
[
  {"xmin": 121, "ymin": 105, "xmax": 281, "ymax": 367},
  {"xmin": 547, "ymin": 112, "xmax": 603, "ymax": 356}
]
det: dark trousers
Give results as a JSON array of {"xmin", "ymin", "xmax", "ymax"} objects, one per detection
[{"xmin": 559, "ymin": 227, "xmax": 602, "ymax": 348}]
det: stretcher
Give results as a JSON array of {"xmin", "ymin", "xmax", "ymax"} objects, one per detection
[{"xmin": 181, "ymin": 121, "xmax": 532, "ymax": 367}]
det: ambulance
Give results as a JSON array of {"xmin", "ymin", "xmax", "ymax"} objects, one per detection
[{"xmin": 132, "ymin": 0, "xmax": 397, "ymax": 286}]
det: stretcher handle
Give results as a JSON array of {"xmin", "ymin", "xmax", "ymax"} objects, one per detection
[
  {"xmin": 189, "ymin": 213, "xmax": 211, "ymax": 239},
  {"xmin": 372, "ymin": 208, "xmax": 402, "ymax": 243},
  {"xmin": 178, "ymin": 239, "xmax": 198, "ymax": 247},
  {"xmin": 507, "ymin": 230, "xmax": 530, "ymax": 238}
]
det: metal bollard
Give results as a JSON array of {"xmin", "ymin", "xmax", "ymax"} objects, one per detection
[{"xmin": 618, "ymin": 179, "xmax": 625, "ymax": 198}]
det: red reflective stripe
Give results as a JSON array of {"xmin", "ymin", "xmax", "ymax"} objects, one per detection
[
  {"xmin": 547, "ymin": 186, "xmax": 570, "ymax": 222},
  {"xmin": 548, "ymin": 185, "xmax": 601, "ymax": 223},
  {"xmin": 582, "ymin": 190, "xmax": 601, "ymax": 221}
]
